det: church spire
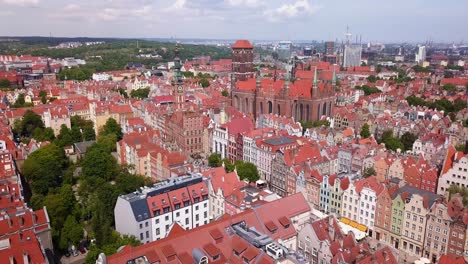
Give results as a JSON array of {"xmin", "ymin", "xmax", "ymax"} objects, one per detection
[
  {"xmin": 256, "ymin": 67, "xmax": 261, "ymax": 92},
  {"xmin": 285, "ymin": 63, "xmax": 292, "ymax": 89},
  {"xmin": 172, "ymin": 43, "xmax": 183, "ymax": 86},
  {"xmin": 313, "ymin": 66, "xmax": 318, "ymax": 89},
  {"xmin": 332, "ymin": 65, "xmax": 336, "ymax": 86}
]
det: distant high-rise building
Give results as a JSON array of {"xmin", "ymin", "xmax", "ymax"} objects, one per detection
[
  {"xmin": 304, "ymin": 46, "xmax": 312, "ymax": 57},
  {"xmin": 343, "ymin": 44, "xmax": 362, "ymax": 67},
  {"xmin": 232, "ymin": 39, "xmax": 254, "ymax": 81},
  {"xmin": 325, "ymin": 41, "xmax": 335, "ymax": 55},
  {"xmin": 415, "ymin": 45, "xmax": 426, "ymax": 64},
  {"xmin": 277, "ymin": 41, "xmax": 292, "ymax": 61}
]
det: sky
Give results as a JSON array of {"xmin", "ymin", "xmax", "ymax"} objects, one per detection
[{"xmin": 0, "ymin": 0, "xmax": 467, "ymax": 43}]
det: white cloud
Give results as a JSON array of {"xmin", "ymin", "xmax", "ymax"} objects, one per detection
[
  {"xmin": 264, "ymin": 0, "xmax": 320, "ymax": 22},
  {"xmin": 164, "ymin": 0, "xmax": 186, "ymax": 11},
  {"xmin": 64, "ymin": 4, "xmax": 80, "ymax": 12},
  {"xmin": 0, "ymin": 0, "xmax": 39, "ymax": 6},
  {"xmin": 226, "ymin": 0, "xmax": 263, "ymax": 7},
  {"xmin": 0, "ymin": 10, "xmax": 14, "ymax": 16}
]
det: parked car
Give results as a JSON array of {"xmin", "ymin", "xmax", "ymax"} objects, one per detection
[{"xmin": 78, "ymin": 247, "xmax": 86, "ymax": 254}]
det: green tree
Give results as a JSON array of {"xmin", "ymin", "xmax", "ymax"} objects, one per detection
[
  {"xmin": 58, "ymin": 67, "xmax": 93, "ymax": 81},
  {"xmin": 441, "ymin": 84, "xmax": 456, "ymax": 92},
  {"xmin": 208, "ymin": 153, "xmax": 222, "ymax": 167},
  {"xmin": 0, "ymin": 78, "xmax": 10, "ymax": 88},
  {"xmin": 16, "ymin": 110, "xmax": 44, "ymax": 138},
  {"xmin": 100, "ymin": 118, "xmax": 122, "ymax": 141},
  {"xmin": 367, "ymin": 75, "xmax": 377, "ymax": 83},
  {"xmin": 380, "ymin": 130, "xmax": 394, "ymax": 144},
  {"xmin": 32, "ymin": 127, "xmax": 55, "ymax": 142},
  {"xmin": 400, "ymin": 132, "xmax": 417, "ymax": 151},
  {"xmin": 56, "ymin": 124, "xmax": 74, "ymax": 147},
  {"xmin": 130, "ymin": 87, "xmax": 150, "ymax": 99},
  {"xmin": 235, "ymin": 161, "xmax": 260, "ymax": 183},
  {"xmin": 198, "ymin": 78, "xmax": 210, "ymax": 88},
  {"xmin": 115, "ymin": 173, "xmax": 152, "ymax": 194},
  {"xmin": 221, "ymin": 90, "xmax": 229, "ymax": 97},
  {"xmin": 384, "ymin": 137, "xmax": 404, "ymax": 152},
  {"xmin": 43, "ymin": 184, "xmax": 78, "ymax": 232},
  {"xmin": 81, "ymin": 144, "xmax": 119, "ymax": 181},
  {"xmin": 59, "ymin": 215, "xmax": 83, "ymax": 250},
  {"xmin": 360, "ymin": 123, "xmax": 371, "ymax": 139},
  {"xmin": 13, "ymin": 93, "xmax": 26, "ymax": 107},
  {"xmin": 355, "ymin": 85, "xmax": 381, "ymax": 96},
  {"xmin": 22, "ymin": 143, "xmax": 68, "ymax": 194},
  {"xmin": 455, "ymin": 144, "xmax": 465, "ymax": 152},
  {"xmin": 30, "ymin": 193, "xmax": 45, "ymax": 210},
  {"xmin": 39, "ymin": 90, "xmax": 47, "ymax": 104},
  {"xmin": 71, "ymin": 115, "xmax": 96, "ymax": 141},
  {"xmin": 222, "ymin": 158, "xmax": 235, "ymax": 173},
  {"xmin": 363, "ymin": 167, "xmax": 376, "ymax": 178},
  {"xmin": 96, "ymin": 134, "xmax": 117, "ymax": 152},
  {"xmin": 312, "ymin": 120, "xmax": 330, "ymax": 127}
]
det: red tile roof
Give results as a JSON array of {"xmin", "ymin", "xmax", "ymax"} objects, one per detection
[
  {"xmin": 356, "ymin": 247, "xmax": 397, "ymax": 264},
  {"xmin": 232, "ymin": 40, "xmax": 253, "ymax": 49}
]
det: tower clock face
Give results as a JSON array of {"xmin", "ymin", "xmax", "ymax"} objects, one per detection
[{"xmin": 178, "ymin": 85, "xmax": 183, "ymax": 93}]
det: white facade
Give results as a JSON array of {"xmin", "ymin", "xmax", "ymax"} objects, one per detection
[
  {"xmin": 359, "ymin": 188, "xmax": 377, "ymax": 229},
  {"xmin": 342, "ymin": 184, "xmax": 360, "ymax": 221},
  {"xmin": 255, "ymin": 145, "xmax": 274, "ymax": 183},
  {"xmin": 437, "ymin": 156, "xmax": 468, "ymax": 195},
  {"xmin": 415, "ymin": 46, "xmax": 427, "ymax": 64},
  {"xmin": 341, "ymin": 182, "xmax": 377, "ymax": 234},
  {"xmin": 343, "ymin": 44, "xmax": 362, "ymax": 67},
  {"xmin": 212, "ymin": 124, "xmax": 228, "ymax": 159},
  {"xmin": 114, "ymin": 175, "xmax": 210, "ymax": 244},
  {"xmin": 92, "ymin": 73, "xmax": 111, "ymax": 81}
]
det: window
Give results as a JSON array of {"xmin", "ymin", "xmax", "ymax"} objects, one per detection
[
  {"xmin": 139, "ymin": 223, "xmax": 143, "ymax": 229},
  {"xmin": 165, "ymin": 215, "xmax": 169, "ymax": 221},
  {"xmin": 145, "ymin": 222, "xmax": 149, "ymax": 227},
  {"xmin": 196, "ymin": 214, "xmax": 199, "ymax": 221},
  {"xmin": 140, "ymin": 233, "xmax": 143, "ymax": 240},
  {"xmin": 146, "ymin": 231, "xmax": 149, "ymax": 238}
]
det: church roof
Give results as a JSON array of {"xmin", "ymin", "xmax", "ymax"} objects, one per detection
[{"xmin": 232, "ymin": 40, "xmax": 254, "ymax": 49}]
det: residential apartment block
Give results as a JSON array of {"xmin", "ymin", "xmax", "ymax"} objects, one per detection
[{"xmin": 114, "ymin": 174, "xmax": 210, "ymax": 243}]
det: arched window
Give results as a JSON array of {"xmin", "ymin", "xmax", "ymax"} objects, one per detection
[
  {"xmin": 323, "ymin": 103, "xmax": 327, "ymax": 116},
  {"xmin": 260, "ymin": 102, "xmax": 264, "ymax": 114},
  {"xmin": 299, "ymin": 104, "xmax": 304, "ymax": 121},
  {"xmin": 306, "ymin": 105, "xmax": 310, "ymax": 122},
  {"xmin": 245, "ymin": 98, "xmax": 249, "ymax": 113},
  {"xmin": 277, "ymin": 104, "xmax": 281, "ymax": 115},
  {"xmin": 317, "ymin": 104, "xmax": 321, "ymax": 120},
  {"xmin": 268, "ymin": 101, "xmax": 273, "ymax": 114}
]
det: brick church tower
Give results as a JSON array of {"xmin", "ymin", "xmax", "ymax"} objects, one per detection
[{"xmin": 231, "ymin": 40, "xmax": 254, "ymax": 81}]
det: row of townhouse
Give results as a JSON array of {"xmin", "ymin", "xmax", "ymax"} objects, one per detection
[
  {"xmin": 116, "ymin": 129, "xmax": 191, "ymax": 180},
  {"xmin": 114, "ymin": 171, "xmax": 310, "ymax": 246},
  {"xmin": 272, "ymin": 155, "xmax": 467, "ymax": 264},
  {"xmin": 0, "ymin": 131, "xmax": 53, "ymax": 263}
]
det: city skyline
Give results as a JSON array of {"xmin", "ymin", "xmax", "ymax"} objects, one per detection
[{"xmin": 0, "ymin": 0, "xmax": 467, "ymax": 43}]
